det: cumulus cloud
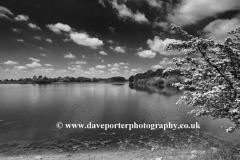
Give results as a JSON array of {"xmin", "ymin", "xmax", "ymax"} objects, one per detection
[
  {"xmin": 109, "ymin": 67, "xmax": 119, "ymax": 71},
  {"xmin": 0, "ymin": 6, "xmax": 13, "ymax": 20},
  {"xmin": 111, "ymin": 0, "xmax": 149, "ymax": 24},
  {"xmin": 99, "ymin": 51, "xmax": 108, "ymax": 55},
  {"xmin": 4, "ymin": 60, "xmax": 19, "ymax": 65},
  {"xmin": 151, "ymin": 65, "xmax": 163, "ymax": 69},
  {"xmin": 107, "ymin": 40, "xmax": 114, "ymax": 43},
  {"xmin": 159, "ymin": 57, "xmax": 174, "ymax": 65},
  {"xmin": 96, "ymin": 65, "xmax": 106, "ymax": 69},
  {"xmin": 33, "ymin": 68, "xmax": 54, "ymax": 72},
  {"xmin": 112, "ymin": 46, "xmax": 125, "ymax": 53},
  {"xmin": 70, "ymin": 32, "xmax": 104, "ymax": 49},
  {"xmin": 28, "ymin": 23, "xmax": 41, "ymax": 30},
  {"xmin": 47, "ymin": 23, "xmax": 103, "ymax": 49},
  {"xmin": 46, "ymin": 39, "xmax": 52, "ymax": 43},
  {"xmin": 40, "ymin": 54, "xmax": 47, "ymax": 57},
  {"xmin": 136, "ymin": 50, "xmax": 156, "ymax": 58},
  {"xmin": 147, "ymin": 36, "xmax": 183, "ymax": 55},
  {"xmin": 131, "ymin": 69, "xmax": 138, "ymax": 72},
  {"xmin": 203, "ymin": 16, "xmax": 240, "ymax": 40},
  {"xmin": 45, "ymin": 64, "xmax": 53, "ymax": 67},
  {"xmin": 26, "ymin": 62, "xmax": 41, "ymax": 68},
  {"xmin": 68, "ymin": 65, "xmax": 82, "ymax": 71},
  {"xmin": 16, "ymin": 39, "xmax": 24, "ymax": 42},
  {"xmin": 34, "ymin": 36, "xmax": 41, "ymax": 40},
  {"xmin": 29, "ymin": 57, "xmax": 40, "ymax": 62},
  {"xmin": 64, "ymin": 52, "xmax": 75, "ymax": 59},
  {"xmin": 12, "ymin": 28, "xmax": 22, "ymax": 32},
  {"xmin": 14, "ymin": 15, "xmax": 29, "ymax": 21},
  {"xmin": 151, "ymin": 58, "xmax": 174, "ymax": 69},
  {"xmin": 46, "ymin": 23, "xmax": 72, "ymax": 34},
  {"xmin": 147, "ymin": 0, "xmax": 162, "ymax": 8},
  {"xmin": 15, "ymin": 66, "xmax": 27, "ymax": 70},
  {"xmin": 107, "ymin": 64, "xmax": 112, "ymax": 67},
  {"xmin": 168, "ymin": 0, "xmax": 240, "ymax": 26},
  {"xmin": 75, "ymin": 61, "xmax": 87, "ymax": 64}
]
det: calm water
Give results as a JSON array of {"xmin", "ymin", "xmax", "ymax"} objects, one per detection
[{"xmin": 0, "ymin": 83, "xmax": 239, "ymax": 144}]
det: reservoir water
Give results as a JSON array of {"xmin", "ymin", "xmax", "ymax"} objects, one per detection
[{"xmin": 0, "ymin": 83, "xmax": 239, "ymax": 146}]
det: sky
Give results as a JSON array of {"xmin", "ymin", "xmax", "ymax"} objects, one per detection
[{"xmin": 0, "ymin": 0, "xmax": 239, "ymax": 80}]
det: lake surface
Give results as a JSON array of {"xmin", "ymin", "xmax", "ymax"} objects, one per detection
[{"xmin": 0, "ymin": 83, "xmax": 239, "ymax": 145}]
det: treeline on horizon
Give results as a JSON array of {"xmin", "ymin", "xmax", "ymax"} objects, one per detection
[
  {"xmin": 0, "ymin": 75, "xmax": 127, "ymax": 84},
  {"xmin": 128, "ymin": 69, "xmax": 186, "ymax": 88}
]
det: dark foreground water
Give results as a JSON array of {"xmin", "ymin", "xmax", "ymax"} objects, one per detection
[{"xmin": 0, "ymin": 83, "xmax": 239, "ymax": 147}]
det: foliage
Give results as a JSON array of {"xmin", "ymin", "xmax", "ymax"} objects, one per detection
[{"xmin": 164, "ymin": 24, "xmax": 240, "ymax": 132}]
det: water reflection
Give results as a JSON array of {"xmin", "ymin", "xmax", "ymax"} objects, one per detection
[
  {"xmin": 0, "ymin": 83, "xmax": 239, "ymax": 147},
  {"xmin": 128, "ymin": 83, "xmax": 182, "ymax": 96}
]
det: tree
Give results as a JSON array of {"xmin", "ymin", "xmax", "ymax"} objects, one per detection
[{"xmin": 164, "ymin": 24, "xmax": 240, "ymax": 133}]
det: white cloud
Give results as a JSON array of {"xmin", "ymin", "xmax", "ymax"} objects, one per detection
[
  {"xmin": 124, "ymin": 66, "xmax": 128, "ymax": 68},
  {"xmin": 15, "ymin": 66, "xmax": 27, "ymax": 70},
  {"xmin": 12, "ymin": 28, "xmax": 21, "ymax": 32},
  {"xmin": 14, "ymin": 15, "xmax": 29, "ymax": 21},
  {"xmin": 131, "ymin": 69, "xmax": 138, "ymax": 72},
  {"xmin": 168, "ymin": 0, "xmax": 240, "ymax": 26},
  {"xmin": 111, "ymin": 0, "xmax": 149, "ymax": 24},
  {"xmin": 68, "ymin": 65, "xmax": 82, "ymax": 71},
  {"xmin": 64, "ymin": 52, "xmax": 75, "ymax": 59},
  {"xmin": 159, "ymin": 57, "xmax": 174, "ymax": 65},
  {"xmin": 99, "ymin": 51, "xmax": 108, "ymax": 55},
  {"xmin": 151, "ymin": 65, "xmax": 163, "ymax": 69},
  {"xmin": 107, "ymin": 40, "xmax": 114, "ymax": 43},
  {"xmin": 136, "ymin": 50, "xmax": 156, "ymax": 58},
  {"xmin": 34, "ymin": 36, "xmax": 41, "ymax": 40},
  {"xmin": 46, "ymin": 39, "xmax": 52, "ymax": 43},
  {"xmin": 46, "ymin": 23, "xmax": 72, "ymax": 34},
  {"xmin": 133, "ymin": 12, "xmax": 149, "ymax": 23},
  {"xmin": 109, "ymin": 67, "xmax": 119, "ymax": 71},
  {"xmin": 113, "ymin": 63, "xmax": 119, "ymax": 67},
  {"xmin": 33, "ymin": 68, "xmax": 54, "ymax": 72},
  {"xmin": 147, "ymin": 36, "xmax": 183, "ymax": 55},
  {"xmin": 99, "ymin": 70, "xmax": 105, "ymax": 73},
  {"xmin": 107, "ymin": 64, "xmax": 112, "ymax": 67},
  {"xmin": 4, "ymin": 60, "xmax": 19, "ymax": 65},
  {"xmin": 70, "ymin": 32, "xmax": 104, "ymax": 49},
  {"xmin": 28, "ymin": 23, "xmax": 41, "ymax": 30},
  {"xmin": 112, "ymin": 46, "xmax": 125, "ymax": 53},
  {"xmin": 82, "ymin": 55, "xmax": 86, "ymax": 58},
  {"xmin": 29, "ymin": 57, "xmax": 40, "ymax": 62},
  {"xmin": 45, "ymin": 64, "xmax": 53, "ymax": 67},
  {"xmin": 96, "ymin": 65, "xmax": 106, "ymax": 69},
  {"xmin": 147, "ymin": 0, "xmax": 162, "ymax": 8},
  {"xmin": 203, "ymin": 16, "xmax": 240, "ymax": 40},
  {"xmin": 75, "ymin": 61, "xmax": 87, "ymax": 64},
  {"xmin": 16, "ymin": 39, "xmax": 24, "ymax": 42},
  {"xmin": 26, "ymin": 62, "xmax": 41, "ymax": 68},
  {"xmin": 40, "ymin": 54, "xmax": 47, "ymax": 57},
  {"xmin": 101, "ymin": 60, "xmax": 105, "ymax": 62},
  {"xmin": 0, "ymin": 6, "xmax": 13, "ymax": 20},
  {"xmin": 119, "ymin": 62, "xmax": 125, "ymax": 65}
]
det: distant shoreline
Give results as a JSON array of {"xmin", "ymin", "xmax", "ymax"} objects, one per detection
[{"xmin": 0, "ymin": 81, "xmax": 129, "ymax": 84}]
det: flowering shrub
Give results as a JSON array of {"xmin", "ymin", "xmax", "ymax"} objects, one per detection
[{"xmin": 164, "ymin": 24, "xmax": 240, "ymax": 133}]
